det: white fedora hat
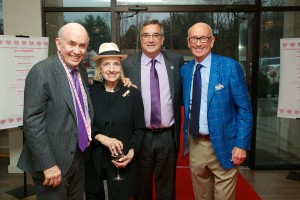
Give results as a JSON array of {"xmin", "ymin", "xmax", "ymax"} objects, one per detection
[{"xmin": 92, "ymin": 42, "xmax": 128, "ymax": 62}]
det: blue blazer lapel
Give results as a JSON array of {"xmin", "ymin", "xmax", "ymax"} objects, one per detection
[
  {"xmin": 207, "ymin": 54, "xmax": 221, "ymax": 105},
  {"xmin": 52, "ymin": 56, "xmax": 77, "ymax": 120}
]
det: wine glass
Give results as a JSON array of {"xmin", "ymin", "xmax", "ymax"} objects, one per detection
[{"xmin": 111, "ymin": 150, "xmax": 124, "ymax": 181}]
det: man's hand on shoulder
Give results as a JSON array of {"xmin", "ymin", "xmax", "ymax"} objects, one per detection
[{"xmin": 123, "ymin": 78, "xmax": 137, "ymax": 88}]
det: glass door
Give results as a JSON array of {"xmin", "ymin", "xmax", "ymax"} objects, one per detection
[{"xmin": 117, "ymin": 11, "xmax": 252, "ymax": 69}]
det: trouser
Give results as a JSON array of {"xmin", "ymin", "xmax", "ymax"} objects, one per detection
[
  {"xmin": 135, "ymin": 128, "xmax": 177, "ymax": 200},
  {"xmin": 188, "ymin": 136, "xmax": 238, "ymax": 200},
  {"xmin": 33, "ymin": 147, "xmax": 85, "ymax": 200}
]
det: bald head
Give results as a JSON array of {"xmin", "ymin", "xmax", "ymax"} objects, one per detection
[
  {"xmin": 188, "ymin": 22, "xmax": 213, "ymax": 38},
  {"xmin": 58, "ymin": 23, "xmax": 90, "ymax": 42}
]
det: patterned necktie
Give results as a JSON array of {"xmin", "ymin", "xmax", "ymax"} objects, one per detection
[
  {"xmin": 150, "ymin": 59, "xmax": 161, "ymax": 128},
  {"xmin": 71, "ymin": 69, "xmax": 88, "ymax": 152},
  {"xmin": 190, "ymin": 64, "xmax": 203, "ymax": 138}
]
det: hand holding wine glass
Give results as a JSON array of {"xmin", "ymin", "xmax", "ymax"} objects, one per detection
[
  {"xmin": 112, "ymin": 148, "xmax": 134, "ymax": 168},
  {"xmin": 111, "ymin": 149, "xmax": 125, "ymax": 181}
]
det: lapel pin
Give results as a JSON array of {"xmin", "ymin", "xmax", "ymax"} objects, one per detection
[{"xmin": 122, "ymin": 90, "xmax": 130, "ymax": 97}]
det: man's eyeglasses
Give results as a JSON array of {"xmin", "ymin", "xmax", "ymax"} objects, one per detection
[
  {"xmin": 187, "ymin": 36, "xmax": 213, "ymax": 43},
  {"xmin": 141, "ymin": 33, "xmax": 162, "ymax": 40}
]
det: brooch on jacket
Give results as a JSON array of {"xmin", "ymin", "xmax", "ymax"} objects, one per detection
[
  {"xmin": 122, "ymin": 90, "xmax": 130, "ymax": 97},
  {"xmin": 215, "ymin": 84, "xmax": 224, "ymax": 91}
]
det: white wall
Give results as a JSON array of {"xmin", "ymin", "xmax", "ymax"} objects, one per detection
[{"xmin": 3, "ymin": 0, "xmax": 42, "ymax": 36}]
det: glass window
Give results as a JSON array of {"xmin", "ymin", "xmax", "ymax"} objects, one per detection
[
  {"xmin": 119, "ymin": 11, "xmax": 249, "ymax": 70},
  {"xmin": 45, "ymin": 12, "xmax": 111, "ymax": 78},
  {"xmin": 0, "ymin": 0, "xmax": 3, "ymax": 34},
  {"xmin": 262, "ymin": 0, "xmax": 299, "ymax": 6},
  {"xmin": 117, "ymin": 0, "xmax": 255, "ymax": 5},
  {"xmin": 256, "ymin": 11, "xmax": 300, "ymax": 166},
  {"xmin": 44, "ymin": 0, "xmax": 110, "ymax": 7}
]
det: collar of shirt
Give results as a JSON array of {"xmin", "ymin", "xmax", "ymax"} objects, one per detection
[
  {"xmin": 194, "ymin": 53, "xmax": 211, "ymax": 70},
  {"xmin": 141, "ymin": 52, "xmax": 163, "ymax": 67}
]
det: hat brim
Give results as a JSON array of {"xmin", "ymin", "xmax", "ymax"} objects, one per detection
[{"xmin": 92, "ymin": 54, "xmax": 128, "ymax": 62}]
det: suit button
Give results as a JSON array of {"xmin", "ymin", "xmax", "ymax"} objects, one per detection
[{"xmin": 71, "ymin": 151, "xmax": 75, "ymax": 155}]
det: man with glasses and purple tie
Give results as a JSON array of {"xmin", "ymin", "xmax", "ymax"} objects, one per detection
[
  {"xmin": 122, "ymin": 19, "xmax": 184, "ymax": 200},
  {"xmin": 181, "ymin": 22, "xmax": 253, "ymax": 200},
  {"xmin": 17, "ymin": 23, "xmax": 93, "ymax": 200}
]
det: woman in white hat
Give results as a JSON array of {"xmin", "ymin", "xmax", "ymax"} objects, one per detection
[{"xmin": 85, "ymin": 42, "xmax": 146, "ymax": 200}]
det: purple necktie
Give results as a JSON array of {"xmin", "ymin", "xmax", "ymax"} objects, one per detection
[
  {"xmin": 150, "ymin": 59, "xmax": 161, "ymax": 128},
  {"xmin": 71, "ymin": 69, "xmax": 88, "ymax": 152},
  {"xmin": 190, "ymin": 64, "xmax": 203, "ymax": 138}
]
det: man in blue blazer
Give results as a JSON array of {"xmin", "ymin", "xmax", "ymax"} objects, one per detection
[
  {"xmin": 17, "ymin": 23, "xmax": 93, "ymax": 199},
  {"xmin": 181, "ymin": 22, "xmax": 253, "ymax": 200}
]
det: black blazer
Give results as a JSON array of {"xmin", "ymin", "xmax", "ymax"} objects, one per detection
[{"xmin": 122, "ymin": 51, "xmax": 184, "ymax": 152}]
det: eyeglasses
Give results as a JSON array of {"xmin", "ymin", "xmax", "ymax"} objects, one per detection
[
  {"xmin": 140, "ymin": 33, "xmax": 162, "ymax": 40},
  {"xmin": 187, "ymin": 36, "xmax": 213, "ymax": 43}
]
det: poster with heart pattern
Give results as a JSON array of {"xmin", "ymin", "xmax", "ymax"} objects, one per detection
[
  {"xmin": 277, "ymin": 38, "xmax": 300, "ymax": 119},
  {"xmin": 0, "ymin": 35, "xmax": 49, "ymax": 130}
]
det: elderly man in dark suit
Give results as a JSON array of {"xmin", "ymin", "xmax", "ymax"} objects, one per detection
[
  {"xmin": 17, "ymin": 23, "xmax": 93, "ymax": 199},
  {"xmin": 122, "ymin": 19, "xmax": 184, "ymax": 200}
]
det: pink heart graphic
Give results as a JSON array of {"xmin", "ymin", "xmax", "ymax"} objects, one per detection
[
  {"xmin": 44, "ymin": 41, "xmax": 48, "ymax": 46},
  {"xmin": 0, "ymin": 40, "xmax": 2, "ymax": 45},
  {"xmin": 6, "ymin": 40, "xmax": 11, "ymax": 45},
  {"xmin": 29, "ymin": 41, "xmax": 34, "ymax": 46},
  {"xmin": 14, "ymin": 40, "xmax": 19, "ymax": 46},
  {"xmin": 295, "ymin": 110, "xmax": 300, "ymax": 115},
  {"xmin": 17, "ymin": 117, "xmax": 22, "ymax": 122},
  {"xmin": 298, "ymin": 43, "xmax": 300, "ymax": 47},
  {"xmin": 279, "ymin": 109, "xmax": 284, "ymax": 113},
  {"xmin": 37, "ymin": 41, "xmax": 41, "ymax": 46},
  {"xmin": 8, "ymin": 118, "xmax": 14, "ymax": 123},
  {"xmin": 22, "ymin": 41, "xmax": 27, "ymax": 46},
  {"xmin": 282, "ymin": 43, "xmax": 287, "ymax": 47},
  {"xmin": 290, "ymin": 43, "xmax": 295, "ymax": 47},
  {"xmin": 0, "ymin": 119, "xmax": 6, "ymax": 124},
  {"xmin": 287, "ymin": 109, "xmax": 292, "ymax": 114}
]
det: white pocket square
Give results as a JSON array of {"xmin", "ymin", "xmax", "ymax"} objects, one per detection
[{"xmin": 215, "ymin": 84, "xmax": 224, "ymax": 91}]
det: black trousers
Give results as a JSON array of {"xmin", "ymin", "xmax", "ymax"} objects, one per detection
[
  {"xmin": 32, "ymin": 147, "xmax": 85, "ymax": 200},
  {"xmin": 135, "ymin": 128, "xmax": 177, "ymax": 200}
]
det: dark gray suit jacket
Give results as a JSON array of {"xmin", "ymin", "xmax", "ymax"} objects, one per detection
[
  {"xmin": 122, "ymin": 51, "xmax": 184, "ymax": 152},
  {"xmin": 17, "ymin": 54, "xmax": 93, "ymax": 180}
]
